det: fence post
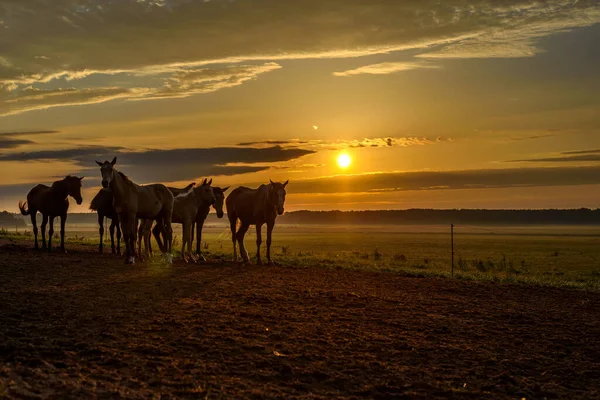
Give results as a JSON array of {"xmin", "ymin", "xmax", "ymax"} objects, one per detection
[{"xmin": 451, "ymin": 224, "xmax": 454, "ymax": 277}]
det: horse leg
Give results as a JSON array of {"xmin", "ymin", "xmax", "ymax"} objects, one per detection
[
  {"xmin": 229, "ymin": 217, "xmax": 237, "ymax": 262},
  {"xmin": 136, "ymin": 219, "xmax": 145, "ymax": 260},
  {"xmin": 30, "ymin": 211, "xmax": 39, "ymax": 250},
  {"xmin": 116, "ymin": 217, "xmax": 122, "ymax": 256},
  {"xmin": 236, "ymin": 223, "xmax": 250, "ymax": 264},
  {"xmin": 40, "ymin": 214, "xmax": 48, "ymax": 250},
  {"xmin": 152, "ymin": 222, "xmax": 165, "ymax": 253},
  {"xmin": 181, "ymin": 220, "xmax": 189, "ymax": 263},
  {"xmin": 142, "ymin": 220, "xmax": 152, "ymax": 260},
  {"xmin": 98, "ymin": 213, "xmax": 104, "ymax": 253},
  {"xmin": 191, "ymin": 221, "xmax": 196, "ymax": 254},
  {"xmin": 121, "ymin": 214, "xmax": 132, "ymax": 264},
  {"xmin": 266, "ymin": 222, "xmax": 274, "ymax": 265},
  {"xmin": 163, "ymin": 211, "xmax": 174, "ymax": 264},
  {"xmin": 128, "ymin": 214, "xmax": 137, "ymax": 264},
  {"xmin": 255, "ymin": 223, "xmax": 263, "ymax": 265},
  {"xmin": 195, "ymin": 219, "xmax": 206, "ymax": 262},
  {"xmin": 60, "ymin": 214, "xmax": 67, "ymax": 252},
  {"xmin": 47, "ymin": 216, "xmax": 55, "ymax": 252},
  {"xmin": 109, "ymin": 218, "xmax": 115, "ymax": 254}
]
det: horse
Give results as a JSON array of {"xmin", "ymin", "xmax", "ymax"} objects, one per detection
[
  {"xmin": 96, "ymin": 157, "xmax": 174, "ymax": 264},
  {"xmin": 191, "ymin": 185, "xmax": 229, "ymax": 261},
  {"xmin": 226, "ymin": 180, "xmax": 288, "ymax": 265},
  {"xmin": 152, "ymin": 179, "xmax": 216, "ymax": 262},
  {"xmin": 89, "ymin": 188, "xmax": 121, "ymax": 255},
  {"xmin": 18, "ymin": 175, "xmax": 84, "ymax": 252},
  {"xmin": 137, "ymin": 182, "xmax": 195, "ymax": 257}
]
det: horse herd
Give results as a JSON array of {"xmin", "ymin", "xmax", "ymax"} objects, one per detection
[{"xmin": 18, "ymin": 157, "xmax": 289, "ymax": 265}]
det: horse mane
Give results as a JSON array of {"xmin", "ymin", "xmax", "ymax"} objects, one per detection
[{"xmin": 89, "ymin": 189, "xmax": 106, "ymax": 211}]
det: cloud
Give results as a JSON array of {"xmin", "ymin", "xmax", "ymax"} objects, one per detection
[
  {"xmin": 0, "ymin": 138, "xmax": 33, "ymax": 148},
  {"xmin": 0, "ymin": 63, "xmax": 282, "ymax": 116},
  {"xmin": 144, "ymin": 63, "xmax": 282, "ymax": 99},
  {"xmin": 237, "ymin": 137, "xmax": 448, "ymax": 150},
  {"xmin": 0, "ymin": 130, "xmax": 60, "ymax": 137},
  {"xmin": 0, "ymin": 145, "xmax": 315, "ymax": 182},
  {"xmin": 281, "ymin": 166, "xmax": 600, "ymax": 194},
  {"xmin": 333, "ymin": 61, "xmax": 440, "ymax": 77},
  {"xmin": 0, "ymin": 0, "xmax": 598, "ymax": 117},
  {"xmin": 0, "ymin": 86, "xmax": 150, "ymax": 117},
  {"xmin": 511, "ymin": 148, "xmax": 600, "ymax": 162}
]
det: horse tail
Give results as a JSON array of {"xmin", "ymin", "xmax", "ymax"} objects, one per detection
[
  {"xmin": 18, "ymin": 201, "xmax": 30, "ymax": 215},
  {"xmin": 89, "ymin": 190, "xmax": 103, "ymax": 211}
]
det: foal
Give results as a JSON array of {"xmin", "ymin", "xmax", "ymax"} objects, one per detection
[{"xmin": 18, "ymin": 175, "xmax": 84, "ymax": 252}]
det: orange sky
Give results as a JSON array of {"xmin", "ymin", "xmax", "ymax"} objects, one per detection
[{"xmin": 1, "ymin": 1, "xmax": 600, "ymax": 212}]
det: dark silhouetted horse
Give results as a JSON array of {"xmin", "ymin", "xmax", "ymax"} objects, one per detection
[
  {"xmin": 18, "ymin": 175, "xmax": 84, "ymax": 252},
  {"xmin": 226, "ymin": 180, "xmax": 288, "ymax": 265},
  {"xmin": 90, "ymin": 188, "xmax": 121, "ymax": 255}
]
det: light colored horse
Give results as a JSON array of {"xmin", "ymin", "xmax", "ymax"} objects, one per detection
[
  {"xmin": 138, "ymin": 182, "xmax": 195, "ymax": 258},
  {"xmin": 96, "ymin": 157, "xmax": 174, "ymax": 264},
  {"xmin": 18, "ymin": 175, "xmax": 84, "ymax": 252},
  {"xmin": 163, "ymin": 179, "xmax": 216, "ymax": 262},
  {"xmin": 226, "ymin": 180, "xmax": 288, "ymax": 265}
]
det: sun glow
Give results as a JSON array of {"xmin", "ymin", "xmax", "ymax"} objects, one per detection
[{"xmin": 337, "ymin": 153, "xmax": 352, "ymax": 169}]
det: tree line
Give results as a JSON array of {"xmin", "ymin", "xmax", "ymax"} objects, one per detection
[{"xmin": 4, "ymin": 209, "xmax": 600, "ymax": 226}]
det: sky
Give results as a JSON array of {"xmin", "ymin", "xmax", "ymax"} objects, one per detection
[{"xmin": 1, "ymin": 0, "xmax": 600, "ymax": 212}]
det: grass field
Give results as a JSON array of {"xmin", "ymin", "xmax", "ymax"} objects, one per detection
[{"xmin": 3, "ymin": 222, "xmax": 600, "ymax": 291}]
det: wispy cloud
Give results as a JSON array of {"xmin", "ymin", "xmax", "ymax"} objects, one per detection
[
  {"xmin": 0, "ymin": 1, "xmax": 598, "ymax": 116},
  {"xmin": 333, "ymin": 61, "xmax": 440, "ymax": 77},
  {"xmin": 510, "ymin": 148, "xmax": 600, "ymax": 162},
  {"xmin": 237, "ymin": 136, "xmax": 449, "ymax": 150}
]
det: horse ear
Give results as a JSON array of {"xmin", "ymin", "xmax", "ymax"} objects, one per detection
[
  {"xmin": 270, "ymin": 179, "xmax": 274, "ymax": 184},
  {"xmin": 79, "ymin": 176, "xmax": 84, "ymax": 181},
  {"xmin": 202, "ymin": 178, "xmax": 207, "ymax": 186},
  {"xmin": 222, "ymin": 186, "xmax": 230, "ymax": 192},
  {"xmin": 96, "ymin": 161, "xmax": 103, "ymax": 167},
  {"xmin": 111, "ymin": 157, "xmax": 117, "ymax": 166},
  {"xmin": 283, "ymin": 179, "xmax": 289, "ymax": 188},
  {"xmin": 208, "ymin": 178, "xmax": 213, "ymax": 185}
]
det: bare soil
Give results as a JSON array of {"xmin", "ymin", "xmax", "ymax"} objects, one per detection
[{"xmin": 0, "ymin": 240, "xmax": 599, "ymax": 399}]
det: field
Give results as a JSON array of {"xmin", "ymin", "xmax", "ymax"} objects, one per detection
[
  {"xmin": 1, "ymin": 223, "xmax": 600, "ymax": 398},
  {"xmin": 3, "ymin": 222, "xmax": 600, "ymax": 290}
]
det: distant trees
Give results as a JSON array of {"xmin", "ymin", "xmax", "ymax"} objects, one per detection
[
  {"xmin": 0, "ymin": 211, "xmax": 26, "ymax": 227},
  {"xmin": 3, "ymin": 208, "xmax": 600, "ymax": 227},
  {"xmin": 279, "ymin": 209, "xmax": 600, "ymax": 225}
]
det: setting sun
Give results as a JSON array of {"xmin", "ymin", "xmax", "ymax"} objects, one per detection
[{"xmin": 337, "ymin": 153, "xmax": 352, "ymax": 169}]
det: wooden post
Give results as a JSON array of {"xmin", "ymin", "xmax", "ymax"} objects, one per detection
[{"xmin": 451, "ymin": 224, "xmax": 454, "ymax": 277}]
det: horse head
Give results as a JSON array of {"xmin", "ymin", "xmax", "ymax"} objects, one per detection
[
  {"xmin": 212, "ymin": 186, "xmax": 230, "ymax": 218},
  {"xmin": 269, "ymin": 179, "xmax": 289, "ymax": 216},
  {"xmin": 65, "ymin": 175, "xmax": 84, "ymax": 205},
  {"xmin": 194, "ymin": 178, "xmax": 216, "ymax": 207},
  {"xmin": 96, "ymin": 157, "xmax": 117, "ymax": 188}
]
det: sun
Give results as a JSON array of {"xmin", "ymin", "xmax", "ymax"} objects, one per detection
[{"xmin": 337, "ymin": 153, "xmax": 352, "ymax": 169}]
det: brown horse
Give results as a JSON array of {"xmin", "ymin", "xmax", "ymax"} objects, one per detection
[
  {"xmin": 152, "ymin": 179, "xmax": 216, "ymax": 262},
  {"xmin": 138, "ymin": 182, "xmax": 195, "ymax": 257},
  {"xmin": 18, "ymin": 175, "xmax": 84, "ymax": 252},
  {"xmin": 89, "ymin": 188, "xmax": 121, "ymax": 255},
  {"xmin": 96, "ymin": 157, "xmax": 174, "ymax": 264},
  {"xmin": 226, "ymin": 180, "xmax": 288, "ymax": 265},
  {"xmin": 191, "ymin": 185, "xmax": 229, "ymax": 261}
]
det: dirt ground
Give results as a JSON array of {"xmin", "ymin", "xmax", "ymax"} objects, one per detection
[{"xmin": 0, "ymin": 241, "xmax": 599, "ymax": 399}]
